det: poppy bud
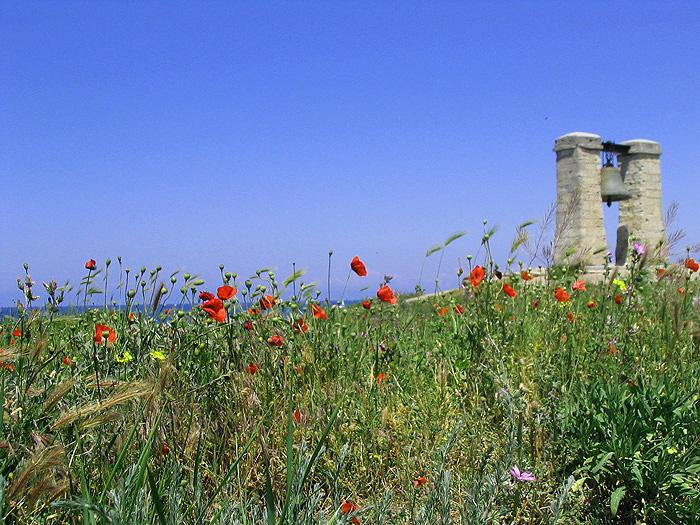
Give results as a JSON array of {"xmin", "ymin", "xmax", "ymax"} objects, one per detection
[
  {"xmin": 171, "ymin": 276, "xmax": 177, "ymax": 283},
  {"xmin": 184, "ymin": 273, "xmax": 191, "ymax": 280},
  {"xmin": 219, "ymin": 264, "xmax": 225, "ymax": 270},
  {"xmin": 106, "ymin": 259, "xmax": 111, "ymax": 266},
  {"xmin": 127, "ymin": 289, "xmax": 136, "ymax": 298},
  {"xmin": 193, "ymin": 279, "xmax": 205, "ymax": 286}
]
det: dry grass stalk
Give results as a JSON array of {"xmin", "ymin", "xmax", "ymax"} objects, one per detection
[
  {"xmin": 51, "ymin": 381, "xmax": 152, "ymax": 430},
  {"xmin": 0, "ymin": 348, "xmax": 21, "ymax": 365},
  {"xmin": 30, "ymin": 337, "xmax": 47, "ymax": 362},
  {"xmin": 42, "ymin": 378, "xmax": 76, "ymax": 414},
  {"xmin": 78, "ymin": 409, "xmax": 123, "ymax": 431},
  {"xmin": 6, "ymin": 444, "xmax": 67, "ymax": 507}
]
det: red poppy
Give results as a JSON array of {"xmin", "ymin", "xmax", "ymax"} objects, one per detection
[
  {"xmin": 199, "ymin": 291, "xmax": 215, "ymax": 301},
  {"xmin": 502, "ymin": 284, "xmax": 517, "ymax": 298},
  {"xmin": 340, "ymin": 499, "xmax": 360, "ymax": 525},
  {"xmin": 85, "ymin": 259, "xmax": 96, "ymax": 270},
  {"xmin": 94, "ymin": 324, "xmax": 117, "ymax": 345},
  {"xmin": 259, "ymin": 295, "xmax": 276, "ymax": 310},
  {"xmin": 162, "ymin": 443, "xmax": 169, "ymax": 456},
  {"xmin": 614, "ymin": 294, "xmax": 623, "ymax": 304},
  {"xmin": 469, "ymin": 266, "xmax": 485, "ymax": 287},
  {"xmin": 567, "ymin": 312, "xmax": 575, "ymax": 323},
  {"xmin": 587, "ymin": 299, "xmax": 598, "ymax": 308},
  {"xmin": 454, "ymin": 305, "xmax": 465, "ymax": 314},
  {"xmin": 362, "ymin": 301, "xmax": 372, "ymax": 310},
  {"xmin": 377, "ymin": 373, "xmax": 388, "ymax": 383},
  {"xmin": 217, "ymin": 285, "xmax": 237, "ymax": 300},
  {"xmin": 656, "ymin": 268, "xmax": 665, "ymax": 277},
  {"xmin": 292, "ymin": 409, "xmax": 302, "ymax": 423},
  {"xmin": 62, "ymin": 356, "xmax": 71, "ymax": 365},
  {"xmin": 377, "ymin": 286, "xmax": 398, "ymax": 304},
  {"xmin": 248, "ymin": 308, "xmax": 261, "ymax": 316},
  {"xmin": 554, "ymin": 287, "xmax": 570, "ymax": 303},
  {"xmin": 532, "ymin": 300, "xmax": 539, "ymax": 308},
  {"xmin": 572, "ymin": 280, "xmax": 586, "ymax": 291},
  {"xmin": 685, "ymin": 258, "xmax": 699, "ymax": 272},
  {"xmin": 12, "ymin": 329, "xmax": 21, "ymax": 337},
  {"xmin": 413, "ymin": 477, "xmax": 428, "ymax": 487},
  {"xmin": 202, "ymin": 298, "xmax": 226, "ymax": 323},
  {"xmin": 292, "ymin": 318, "xmax": 308, "ymax": 334},
  {"xmin": 243, "ymin": 321, "xmax": 253, "ymax": 331},
  {"xmin": 246, "ymin": 362, "xmax": 259, "ymax": 374},
  {"xmin": 522, "ymin": 271, "xmax": 534, "ymax": 281},
  {"xmin": 267, "ymin": 334, "xmax": 283, "ymax": 347},
  {"xmin": 310, "ymin": 304, "xmax": 328, "ymax": 320},
  {"xmin": 350, "ymin": 256, "xmax": 367, "ymax": 277},
  {"xmin": 437, "ymin": 306, "xmax": 449, "ymax": 316}
]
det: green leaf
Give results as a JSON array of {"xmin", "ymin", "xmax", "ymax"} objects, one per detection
[
  {"xmin": 147, "ymin": 466, "xmax": 167, "ymax": 525},
  {"xmin": 264, "ymin": 452, "xmax": 276, "ymax": 525},
  {"xmin": 444, "ymin": 230, "xmax": 468, "ymax": 247},
  {"xmin": 425, "ymin": 245, "xmax": 443, "ymax": 257},
  {"xmin": 283, "ymin": 268, "xmax": 306, "ymax": 287},
  {"xmin": 610, "ymin": 486, "xmax": 626, "ymax": 516},
  {"xmin": 591, "ymin": 451, "xmax": 614, "ymax": 475}
]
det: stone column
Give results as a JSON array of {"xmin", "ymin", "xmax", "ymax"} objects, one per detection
[
  {"xmin": 553, "ymin": 132, "xmax": 607, "ymax": 267},
  {"xmin": 617, "ymin": 139, "xmax": 668, "ymax": 260}
]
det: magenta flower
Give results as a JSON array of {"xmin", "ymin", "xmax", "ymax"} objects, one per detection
[
  {"xmin": 509, "ymin": 466, "xmax": 535, "ymax": 482},
  {"xmin": 633, "ymin": 242, "xmax": 646, "ymax": 255}
]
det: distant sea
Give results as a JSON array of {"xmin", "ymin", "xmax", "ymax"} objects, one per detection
[{"xmin": 2, "ymin": 299, "xmax": 360, "ymax": 319}]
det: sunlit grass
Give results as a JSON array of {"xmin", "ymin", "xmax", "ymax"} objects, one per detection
[{"xmin": 2, "ymin": 243, "xmax": 700, "ymax": 524}]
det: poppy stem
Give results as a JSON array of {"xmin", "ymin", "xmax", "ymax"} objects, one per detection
[
  {"xmin": 340, "ymin": 269, "xmax": 352, "ymax": 306},
  {"xmin": 327, "ymin": 251, "xmax": 333, "ymax": 304}
]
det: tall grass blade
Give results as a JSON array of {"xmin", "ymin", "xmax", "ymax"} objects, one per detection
[
  {"xmin": 146, "ymin": 466, "xmax": 167, "ymax": 525},
  {"xmin": 444, "ymin": 230, "xmax": 468, "ymax": 247}
]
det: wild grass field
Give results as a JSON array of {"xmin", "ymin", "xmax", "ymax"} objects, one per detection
[{"xmin": 2, "ymin": 231, "xmax": 700, "ymax": 524}]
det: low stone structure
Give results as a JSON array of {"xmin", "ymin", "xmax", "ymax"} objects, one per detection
[{"xmin": 553, "ymin": 132, "xmax": 667, "ymax": 269}]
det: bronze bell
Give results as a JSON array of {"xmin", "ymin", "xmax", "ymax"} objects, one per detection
[{"xmin": 600, "ymin": 161, "xmax": 632, "ymax": 207}]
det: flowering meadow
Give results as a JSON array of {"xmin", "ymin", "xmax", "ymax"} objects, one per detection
[{"xmin": 2, "ymin": 239, "xmax": 700, "ymax": 524}]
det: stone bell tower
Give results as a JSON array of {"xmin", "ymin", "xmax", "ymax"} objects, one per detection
[{"xmin": 553, "ymin": 132, "xmax": 667, "ymax": 268}]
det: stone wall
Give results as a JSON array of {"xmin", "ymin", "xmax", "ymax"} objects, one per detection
[{"xmin": 553, "ymin": 132, "xmax": 667, "ymax": 268}]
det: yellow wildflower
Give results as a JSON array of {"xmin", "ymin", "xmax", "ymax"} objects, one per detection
[{"xmin": 116, "ymin": 351, "xmax": 133, "ymax": 363}]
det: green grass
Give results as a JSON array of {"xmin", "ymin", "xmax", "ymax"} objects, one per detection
[{"xmin": 2, "ymin": 249, "xmax": 700, "ymax": 524}]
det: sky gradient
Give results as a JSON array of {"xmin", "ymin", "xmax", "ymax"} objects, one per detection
[{"xmin": 2, "ymin": 1, "xmax": 700, "ymax": 307}]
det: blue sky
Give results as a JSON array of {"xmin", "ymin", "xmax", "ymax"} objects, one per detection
[{"xmin": 2, "ymin": 1, "xmax": 699, "ymax": 307}]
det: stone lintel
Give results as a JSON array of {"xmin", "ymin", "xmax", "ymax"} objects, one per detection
[
  {"xmin": 618, "ymin": 139, "xmax": 662, "ymax": 156},
  {"xmin": 554, "ymin": 132, "xmax": 602, "ymax": 152}
]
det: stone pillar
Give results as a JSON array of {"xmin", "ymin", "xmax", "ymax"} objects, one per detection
[
  {"xmin": 617, "ymin": 139, "xmax": 668, "ymax": 260},
  {"xmin": 553, "ymin": 132, "xmax": 607, "ymax": 267}
]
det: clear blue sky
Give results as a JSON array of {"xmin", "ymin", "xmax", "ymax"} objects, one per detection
[{"xmin": 2, "ymin": 1, "xmax": 699, "ymax": 306}]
